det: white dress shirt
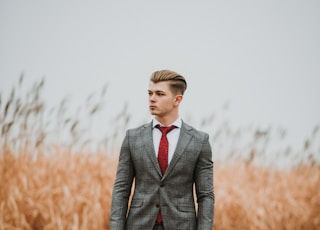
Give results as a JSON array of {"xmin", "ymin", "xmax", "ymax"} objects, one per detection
[{"xmin": 152, "ymin": 117, "xmax": 182, "ymax": 164}]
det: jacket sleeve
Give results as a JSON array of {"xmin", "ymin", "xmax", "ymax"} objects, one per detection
[
  {"xmin": 195, "ymin": 133, "xmax": 214, "ymax": 229},
  {"xmin": 110, "ymin": 130, "xmax": 135, "ymax": 230}
]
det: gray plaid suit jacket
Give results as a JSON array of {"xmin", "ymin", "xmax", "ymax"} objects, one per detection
[{"xmin": 110, "ymin": 121, "xmax": 214, "ymax": 230}]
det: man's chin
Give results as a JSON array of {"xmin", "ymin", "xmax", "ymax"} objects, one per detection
[{"xmin": 149, "ymin": 109, "xmax": 157, "ymax": 115}]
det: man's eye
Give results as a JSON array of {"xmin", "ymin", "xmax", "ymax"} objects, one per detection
[{"xmin": 157, "ymin": 93, "xmax": 164, "ymax": 96}]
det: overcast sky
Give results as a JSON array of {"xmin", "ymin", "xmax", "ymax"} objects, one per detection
[{"xmin": 1, "ymin": 0, "xmax": 320, "ymax": 149}]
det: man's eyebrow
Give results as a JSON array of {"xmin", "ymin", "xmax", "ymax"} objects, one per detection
[{"xmin": 148, "ymin": 90, "xmax": 166, "ymax": 93}]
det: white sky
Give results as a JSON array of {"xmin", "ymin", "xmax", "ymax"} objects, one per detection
[{"xmin": 1, "ymin": 0, "xmax": 320, "ymax": 150}]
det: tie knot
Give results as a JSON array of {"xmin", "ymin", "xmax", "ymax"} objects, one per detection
[{"xmin": 156, "ymin": 124, "xmax": 177, "ymax": 134}]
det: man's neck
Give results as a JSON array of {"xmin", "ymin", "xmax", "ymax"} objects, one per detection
[{"xmin": 155, "ymin": 115, "xmax": 179, "ymax": 126}]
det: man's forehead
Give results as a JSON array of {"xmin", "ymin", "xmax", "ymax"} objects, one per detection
[{"xmin": 148, "ymin": 81, "xmax": 171, "ymax": 91}]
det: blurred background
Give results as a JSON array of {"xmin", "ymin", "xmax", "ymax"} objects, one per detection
[
  {"xmin": 1, "ymin": 0, "xmax": 320, "ymax": 148},
  {"xmin": 1, "ymin": 1, "xmax": 320, "ymax": 229},
  {"xmin": 1, "ymin": 0, "xmax": 320, "ymax": 165}
]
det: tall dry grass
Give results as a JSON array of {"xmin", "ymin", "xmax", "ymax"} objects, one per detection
[
  {"xmin": 1, "ymin": 75, "xmax": 320, "ymax": 229},
  {"xmin": 0, "ymin": 148, "xmax": 117, "ymax": 229},
  {"xmin": 1, "ymin": 150, "xmax": 319, "ymax": 229},
  {"xmin": 214, "ymin": 164, "xmax": 320, "ymax": 230}
]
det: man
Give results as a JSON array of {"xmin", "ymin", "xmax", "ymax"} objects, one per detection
[{"xmin": 110, "ymin": 70, "xmax": 214, "ymax": 230}]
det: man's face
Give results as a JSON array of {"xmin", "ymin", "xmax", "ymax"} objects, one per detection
[{"xmin": 148, "ymin": 81, "xmax": 181, "ymax": 118}]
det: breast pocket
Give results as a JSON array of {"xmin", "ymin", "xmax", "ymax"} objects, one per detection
[{"xmin": 184, "ymin": 149, "xmax": 200, "ymax": 163}]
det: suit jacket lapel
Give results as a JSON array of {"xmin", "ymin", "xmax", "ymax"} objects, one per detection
[
  {"xmin": 163, "ymin": 121, "xmax": 193, "ymax": 180},
  {"xmin": 141, "ymin": 122, "xmax": 162, "ymax": 177}
]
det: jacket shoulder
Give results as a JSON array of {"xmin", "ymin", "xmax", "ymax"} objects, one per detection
[
  {"xmin": 183, "ymin": 121, "xmax": 209, "ymax": 139},
  {"xmin": 127, "ymin": 122, "xmax": 151, "ymax": 134}
]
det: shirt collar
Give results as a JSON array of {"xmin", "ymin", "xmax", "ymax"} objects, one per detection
[{"xmin": 152, "ymin": 117, "xmax": 182, "ymax": 129}]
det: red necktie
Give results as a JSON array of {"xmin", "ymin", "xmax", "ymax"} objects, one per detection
[{"xmin": 156, "ymin": 124, "xmax": 176, "ymax": 223}]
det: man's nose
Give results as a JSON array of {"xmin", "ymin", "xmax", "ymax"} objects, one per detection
[{"xmin": 149, "ymin": 94, "xmax": 156, "ymax": 101}]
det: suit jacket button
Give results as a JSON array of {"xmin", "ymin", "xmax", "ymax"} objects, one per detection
[
  {"xmin": 160, "ymin": 183, "xmax": 164, "ymax": 187},
  {"xmin": 156, "ymin": 204, "xmax": 160, "ymax": 208}
]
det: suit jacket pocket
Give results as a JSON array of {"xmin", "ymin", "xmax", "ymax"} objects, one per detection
[
  {"xmin": 130, "ymin": 198, "xmax": 144, "ymax": 208},
  {"xmin": 177, "ymin": 201, "xmax": 195, "ymax": 212}
]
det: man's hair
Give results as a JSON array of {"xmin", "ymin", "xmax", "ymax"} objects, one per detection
[{"xmin": 150, "ymin": 70, "xmax": 187, "ymax": 95}]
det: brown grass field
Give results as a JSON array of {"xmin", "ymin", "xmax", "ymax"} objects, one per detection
[{"xmin": 0, "ymin": 147, "xmax": 319, "ymax": 230}]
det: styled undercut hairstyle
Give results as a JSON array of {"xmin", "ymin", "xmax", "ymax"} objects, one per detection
[{"xmin": 150, "ymin": 70, "xmax": 187, "ymax": 95}]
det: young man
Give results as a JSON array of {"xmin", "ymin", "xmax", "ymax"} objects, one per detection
[{"xmin": 110, "ymin": 70, "xmax": 214, "ymax": 230}]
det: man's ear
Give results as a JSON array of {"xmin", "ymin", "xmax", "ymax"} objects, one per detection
[{"xmin": 174, "ymin": 95, "xmax": 183, "ymax": 105}]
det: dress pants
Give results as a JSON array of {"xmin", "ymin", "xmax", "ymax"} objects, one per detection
[{"xmin": 153, "ymin": 223, "xmax": 164, "ymax": 230}]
